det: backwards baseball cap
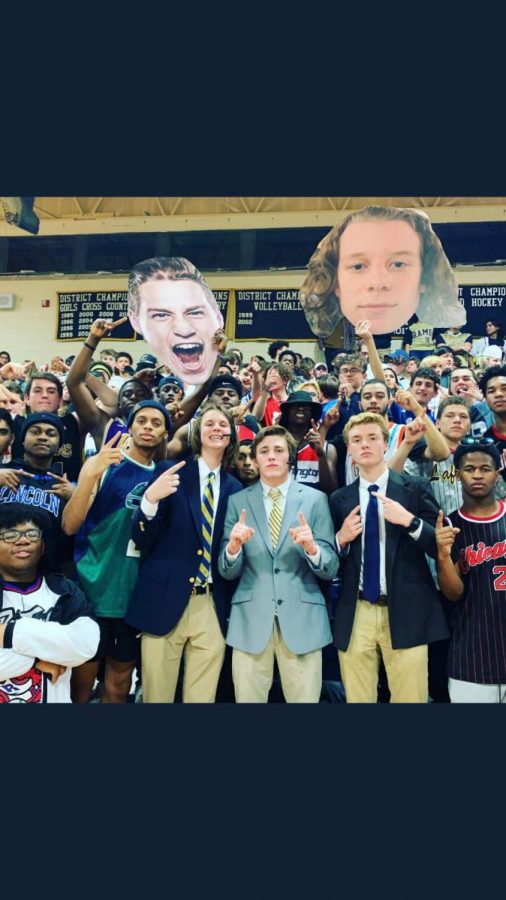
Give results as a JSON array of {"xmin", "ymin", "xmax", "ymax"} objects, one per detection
[
  {"xmin": 385, "ymin": 349, "xmax": 409, "ymax": 362},
  {"xmin": 20, "ymin": 412, "xmax": 65, "ymax": 447},
  {"xmin": 126, "ymin": 400, "xmax": 171, "ymax": 431},
  {"xmin": 207, "ymin": 375, "xmax": 242, "ymax": 398},
  {"xmin": 135, "ymin": 353, "xmax": 158, "ymax": 373},
  {"xmin": 158, "ymin": 374, "xmax": 185, "ymax": 392}
]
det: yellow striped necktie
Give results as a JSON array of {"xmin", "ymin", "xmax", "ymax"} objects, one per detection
[
  {"xmin": 268, "ymin": 487, "xmax": 283, "ymax": 549},
  {"xmin": 197, "ymin": 472, "xmax": 215, "ymax": 584}
]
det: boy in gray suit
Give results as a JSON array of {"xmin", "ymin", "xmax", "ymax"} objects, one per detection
[{"xmin": 219, "ymin": 425, "xmax": 338, "ymax": 702}]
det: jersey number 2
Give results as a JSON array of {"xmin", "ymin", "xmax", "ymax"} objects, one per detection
[{"xmin": 493, "ymin": 566, "xmax": 506, "ymax": 591}]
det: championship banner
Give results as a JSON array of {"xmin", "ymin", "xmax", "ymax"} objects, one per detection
[
  {"xmin": 234, "ymin": 289, "xmax": 313, "ymax": 340},
  {"xmin": 457, "ymin": 284, "xmax": 505, "ymax": 334},
  {"xmin": 57, "ymin": 291, "xmax": 136, "ymax": 341}
]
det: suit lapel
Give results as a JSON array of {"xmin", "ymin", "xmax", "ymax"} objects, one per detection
[
  {"xmin": 248, "ymin": 482, "xmax": 273, "ymax": 556},
  {"xmin": 211, "ymin": 471, "xmax": 231, "ymax": 555},
  {"xmin": 384, "ymin": 471, "xmax": 405, "ymax": 580},
  {"xmin": 185, "ymin": 460, "xmax": 203, "ymax": 538},
  {"xmin": 344, "ymin": 481, "xmax": 362, "ymax": 571},
  {"xmin": 276, "ymin": 480, "xmax": 301, "ymax": 552}
]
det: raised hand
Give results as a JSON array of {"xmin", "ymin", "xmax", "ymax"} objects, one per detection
[
  {"xmin": 166, "ymin": 400, "xmax": 185, "ymax": 422},
  {"xmin": 336, "ymin": 504, "xmax": 362, "ymax": 547},
  {"xmin": 289, "ymin": 511, "xmax": 318, "ymax": 555},
  {"xmin": 212, "ymin": 329, "xmax": 227, "ymax": 354},
  {"xmin": 89, "ymin": 316, "xmax": 128, "ymax": 342},
  {"xmin": 248, "ymin": 357, "xmax": 262, "ymax": 376},
  {"xmin": 0, "ymin": 360, "xmax": 35, "ymax": 381},
  {"xmin": 145, "ymin": 459, "xmax": 186, "ymax": 503},
  {"xmin": 354, "ymin": 320, "xmax": 373, "ymax": 340},
  {"xmin": 322, "ymin": 402, "xmax": 340, "ymax": 431},
  {"xmin": 230, "ymin": 404, "xmax": 246, "ymax": 424},
  {"xmin": 81, "ymin": 432, "xmax": 125, "ymax": 480},
  {"xmin": 135, "ymin": 367, "xmax": 158, "ymax": 387},
  {"xmin": 304, "ymin": 419, "xmax": 324, "ymax": 457},
  {"xmin": 403, "ymin": 417, "xmax": 427, "ymax": 447},
  {"xmin": 435, "ymin": 509, "xmax": 460, "ymax": 558},
  {"xmin": 227, "ymin": 508, "xmax": 255, "ymax": 555},
  {"xmin": 395, "ymin": 389, "xmax": 424, "ymax": 416}
]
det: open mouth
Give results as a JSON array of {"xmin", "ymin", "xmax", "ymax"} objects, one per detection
[{"xmin": 172, "ymin": 342, "xmax": 204, "ymax": 372}]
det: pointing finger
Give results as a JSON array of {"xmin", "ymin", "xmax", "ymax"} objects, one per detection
[
  {"xmin": 108, "ymin": 316, "xmax": 128, "ymax": 331},
  {"xmin": 104, "ymin": 432, "xmax": 123, "ymax": 448},
  {"xmin": 298, "ymin": 512, "xmax": 308, "ymax": 527},
  {"xmin": 436, "ymin": 509, "xmax": 444, "ymax": 528},
  {"xmin": 168, "ymin": 460, "xmax": 186, "ymax": 474},
  {"xmin": 239, "ymin": 508, "xmax": 247, "ymax": 524}
]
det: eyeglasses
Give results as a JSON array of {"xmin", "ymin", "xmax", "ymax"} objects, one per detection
[
  {"xmin": 0, "ymin": 528, "xmax": 43, "ymax": 543},
  {"xmin": 458, "ymin": 437, "xmax": 495, "ymax": 448},
  {"xmin": 339, "ymin": 367, "xmax": 362, "ymax": 375}
]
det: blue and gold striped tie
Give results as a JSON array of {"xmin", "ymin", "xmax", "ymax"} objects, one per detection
[{"xmin": 197, "ymin": 471, "xmax": 215, "ymax": 584}]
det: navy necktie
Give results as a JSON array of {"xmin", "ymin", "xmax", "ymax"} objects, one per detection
[{"xmin": 363, "ymin": 484, "xmax": 380, "ymax": 602}]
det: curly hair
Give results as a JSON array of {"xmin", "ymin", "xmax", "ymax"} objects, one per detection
[
  {"xmin": 299, "ymin": 205, "xmax": 465, "ymax": 338},
  {"xmin": 190, "ymin": 401, "xmax": 238, "ymax": 468}
]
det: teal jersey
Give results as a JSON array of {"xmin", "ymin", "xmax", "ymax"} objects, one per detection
[{"xmin": 74, "ymin": 454, "xmax": 155, "ymax": 617}]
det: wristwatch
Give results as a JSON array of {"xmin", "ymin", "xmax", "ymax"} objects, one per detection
[{"xmin": 407, "ymin": 516, "xmax": 422, "ymax": 533}]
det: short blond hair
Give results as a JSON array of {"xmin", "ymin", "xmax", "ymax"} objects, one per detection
[{"xmin": 343, "ymin": 412, "xmax": 389, "ymax": 446}]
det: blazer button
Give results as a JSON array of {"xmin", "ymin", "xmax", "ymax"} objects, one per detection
[
  {"xmin": 197, "ymin": 549, "xmax": 203, "ymax": 556},
  {"xmin": 189, "ymin": 577, "xmax": 195, "ymax": 584},
  {"xmin": 277, "ymin": 599, "xmax": 283, "ymax": 605},
  {"xmin": 274, "ymin": 568, "xmax": 280, "ymax": 574}
]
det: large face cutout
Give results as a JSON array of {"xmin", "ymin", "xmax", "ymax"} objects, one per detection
[
  {"xmin": 336, "ymin": 220, "xmax": 423, "ymax": 334},
  {"xmin": 129, "ymin": 274, "xmax": 223, "ymax": 386},
  {"xmin": 300, "ymin": 205, "xmax": 465, "ymax": 340}
]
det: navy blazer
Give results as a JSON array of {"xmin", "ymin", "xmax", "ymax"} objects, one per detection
[
  {"xmin": 329, "ymin": 470, "xmax": 449, "ymax": 651},
  {"xmin": 125, "ymin": 458, "xmax": 242, "ymax": 637}
]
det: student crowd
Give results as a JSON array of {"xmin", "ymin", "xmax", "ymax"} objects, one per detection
[{"xmin": 0, "ymin": 308, "xmax": 505, "ymax": 704}]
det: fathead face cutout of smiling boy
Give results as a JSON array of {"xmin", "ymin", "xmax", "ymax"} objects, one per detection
[
  {"xmin": 128, "ymin": 257, "xmax": 224, "ymax": 387},
  {"xmin": 336, "ymin": 219, "xmax": 424, "ymax": 335}
]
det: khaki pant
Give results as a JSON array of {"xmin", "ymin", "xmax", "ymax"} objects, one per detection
[
  {"xmin": 232, "ymin": 619, "xmax": 322, "ymax": 703},
  {"xmin": 141, "ymin": 588, "xmax": 225, "ymax": 703},
  {"xmin": 338, "ymin": 599, "xmax": 428, "ymax": 703}
]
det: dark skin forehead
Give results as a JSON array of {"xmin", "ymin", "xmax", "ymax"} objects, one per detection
[{"xmin": 457, "ymin": 451, "xmax": 498, "ymax": 470}]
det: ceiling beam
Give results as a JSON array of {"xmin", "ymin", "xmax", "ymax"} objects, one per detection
[{"xmin": 1, "ymin": 205, "xmax": 505, "ymax": 238}]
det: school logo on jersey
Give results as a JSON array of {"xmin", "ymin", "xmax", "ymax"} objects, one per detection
[{"xmin": 125, "ymin": 481, "xmax": 150, "ymax": 511}]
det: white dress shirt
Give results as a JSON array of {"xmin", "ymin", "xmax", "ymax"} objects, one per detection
[{"xmin": 337, "ymin": 467, "xmax": 422, "ymax": 594}]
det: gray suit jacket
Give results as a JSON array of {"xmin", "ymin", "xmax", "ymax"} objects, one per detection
[{"xmin": 218, "ymin": 479, "xmax": 339, "ymax": 654}]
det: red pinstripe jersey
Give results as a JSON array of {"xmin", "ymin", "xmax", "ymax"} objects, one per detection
[{"xmin": 448, "ymin": 501, "xmax": 506, "ymax": 684}]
